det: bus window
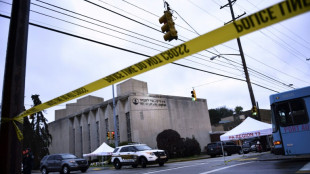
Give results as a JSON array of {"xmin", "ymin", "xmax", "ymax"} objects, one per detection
[
  {"xmin": 275, "ymin": 99, "xmax": 308, "ymax": 127},
  {"xmin": 277, "ymin": 102, "xmax": 292, "ymax": 126},
  {"xmin": 290, "ymin": 99, "xmax": 308, "ymax": 125}
]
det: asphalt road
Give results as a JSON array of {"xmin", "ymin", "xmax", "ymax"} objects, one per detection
[{"xmin": 33, "ymin": 152, "xmax": 310, "ymax": 174}]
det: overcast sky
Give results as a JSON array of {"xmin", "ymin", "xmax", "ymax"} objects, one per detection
[{"xmin": 1, "ymin": 0, "xmax": 310, "ymax": 123}]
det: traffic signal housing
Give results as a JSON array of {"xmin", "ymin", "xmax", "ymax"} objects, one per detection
[
  {"xmin": 159, "ymin": 11, "xmax": 178, "ymax": 41},
  {"xmin": 251, "ymin": 106, "xmax": 258, "ymax": 116},
  {"xmin": 191, "ymin": 90, "xmax": 196, "ymax": 101},
  {"xmin": 107, "ymin": 131, "xmax": 110, "ymax": 140},
  {"xmin": 111, "ymin": 131, "xmax": 115, "ymax": 140}
]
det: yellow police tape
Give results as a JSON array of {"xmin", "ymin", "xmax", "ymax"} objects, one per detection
[{"xmin": 9, "ymin": 0, "xmax": 310, "ymax": 141}]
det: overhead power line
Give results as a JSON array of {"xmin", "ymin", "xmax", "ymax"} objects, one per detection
[
  {"xmin": 0, "ymin": 13, "xmax": 280, "ymax": 93},
  {"xmin": 0, "ymin": 0, "xmax": 297, "ymax": 91}
]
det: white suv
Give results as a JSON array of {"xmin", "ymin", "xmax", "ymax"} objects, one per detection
[{"xmin": 111, "ymin": 144, "xmax": 168, "ymax": 169}]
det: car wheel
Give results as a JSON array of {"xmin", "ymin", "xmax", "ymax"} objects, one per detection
[
  {"xmin": 238, "ymin": 149, "xmax": 243, "ymax": 155},
  {"xmin": 114, "ymin": 159, "xmax": 122, "ymax": 169},
  {"xmin": 159, "ymin": 162, "xmax": 164, "ymax": 167},
  {"xmin": 62, "ymin": 165, "xmax": 70, "ymax": 174},
  {"xmin": 81, "ymin": 168, "xmax": 88, "ymax": 173},
  {"xmin": 140, "ymin": 157, "xmax": 147, "ymax": 168},
  {"xmin": 132, "ymin": 164, "xmax": 138, "ymax": 168},
  {"xmin": 41, "ymin": 167, "xmax": 48, "ymax": 174}
]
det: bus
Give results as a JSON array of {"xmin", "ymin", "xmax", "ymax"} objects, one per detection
[{"xmin": 270, "ymin": 86, "xmax": 310, "ymax": 155}]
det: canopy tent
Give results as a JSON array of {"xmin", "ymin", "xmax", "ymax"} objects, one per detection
[
  {"xmin": 83, "ymin": 142, "xmax": 114, "ymax": 157},
  {"xmin": 220, "ymin": 117, "xmax": 272, "ymax": 141}
]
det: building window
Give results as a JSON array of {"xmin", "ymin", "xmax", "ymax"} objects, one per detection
[
  {"xmin": 88, "ymin": 124, "xmax": 91, "ymax": 153},
  {"xmin": 96, "ymin": 121, "xmax": 100, "ymax": 147},
  {"xmin": 126, "ymin": 112, "xmax": 132, "ymax": 142},
  {"xmin": 80, "ymin": 126, "xmax": 83, "ymax": 157},
  {"xmin": 72, "ymin": 129, "xmax": 75, "ymax": 154},
  {"xmin": 116, "ymin": 115, "xmax": 120, "ymax": 140},
  {"xmin": 105, "ymin": 118, "xmax": 109, "ymax": 141}
]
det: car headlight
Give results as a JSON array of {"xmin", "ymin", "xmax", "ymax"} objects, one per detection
[
  {"xmin": 146, "ymin": 152, "xmax": 155, "ymax": 156},
  {"xmin": 69, "ymin": 160, "xmax": 77, "ymax": 164}
]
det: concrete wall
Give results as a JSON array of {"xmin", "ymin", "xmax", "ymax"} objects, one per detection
[
  {"xmin": 49, "ymin": 79, "xmax": 213, "ymax": 157},
  {"xmin": 117, "ymin": 78, "xmax": 148, "ymax": 96},
  {"xmin": 55, "ymin": 96, "xmax": 104, "ymax": 120}
]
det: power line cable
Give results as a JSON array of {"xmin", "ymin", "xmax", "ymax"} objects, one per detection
[
  {"xmin": 0, "ymin": 1, "xmax": 296, "ymax": 91},
  {"xmin": 32, "ymin": 0, "xmax": 299, "ymax": 89},
  {"xmin": 0, "ymin": 13, "xmax": 280, "ymax": 93}
]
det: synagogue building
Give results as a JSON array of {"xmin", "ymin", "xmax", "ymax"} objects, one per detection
[{"xmin": 48, "ymin": 79, "xmax": 212, "ymax": 157}]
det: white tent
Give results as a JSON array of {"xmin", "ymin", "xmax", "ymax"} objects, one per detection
[
  {"xmin": 220, "ymin": 117, "xmax": 272, "ymax": 141},
  {"xmin": 83, "ymin": 142, "xmax": 114, "ymax": 157}
]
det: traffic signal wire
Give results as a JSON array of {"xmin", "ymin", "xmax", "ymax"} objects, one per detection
[
  {"xmin": 0, "ymin": 13, "xmax": 279, "ymax": 93},
  {"xmin": 0, "ymin": 1, "xmax": 296, "ymax": 92},
  {"xmin": 101, "ymin": 0, "xmax": 308, "ymax": 87},
  {"xmin": 29, "ymin": 1, "xmax": 249, "ymax": 74},
  {"xmin": 32, "ymin": 0, "xmax": 297, "ymax": 88}
]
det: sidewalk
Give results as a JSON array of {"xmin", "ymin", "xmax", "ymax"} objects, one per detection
[{"xmin": 238, "ymin": 151, "xmax": 310, "ymax": 161}]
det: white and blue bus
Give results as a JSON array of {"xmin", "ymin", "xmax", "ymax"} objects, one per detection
[{"xmin": 270, "ymin": 86, "xmax": 310, "ymax": 155}]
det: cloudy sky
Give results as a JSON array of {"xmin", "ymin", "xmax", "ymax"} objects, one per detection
[{"xmin": 1, "ymin": 0, "xmax": 310, "ymax": 123}]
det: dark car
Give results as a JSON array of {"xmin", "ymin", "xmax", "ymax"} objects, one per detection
[
  {"xmin": 206, "ymin": 141, "xmax": 242, "ymax": 157},
  {"xmin": 242, "ymin": 138, "xmax": 260, "ymax": 153},
  {"xmin": 242, "ymin": 141, "xmax": 252, "ymax": 154},
  {"xmin": 40, "ymin": 153, "xmax": 88, "ymax": 174}
]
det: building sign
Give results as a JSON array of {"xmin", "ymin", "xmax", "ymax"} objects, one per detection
[{"xmin": 131, "ymin": 96, "xmax": 167, "ymax": 110}]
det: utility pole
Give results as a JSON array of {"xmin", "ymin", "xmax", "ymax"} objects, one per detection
[
  {"xmin": 112, "ymin": 85, "xmax": 119, "ymax": 147},
  {"xmin": 221, "ymin": 0, "xmax": 257, "ymax": 115},
  {"xmin": 0, "ymin": 0, "xmax": 31, "ymax": 173}
]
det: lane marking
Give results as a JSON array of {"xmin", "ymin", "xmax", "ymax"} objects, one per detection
[
  {"xmin": 143, "ymin": 163, "xmax": 208, "ymax": 174},
  {"xmin": 297, "ymin": 162, "xmax": 310, "ymax": 173},
  {"xmin": 200, "ymin": 161, "xmax": 254, "ymax": 174}
]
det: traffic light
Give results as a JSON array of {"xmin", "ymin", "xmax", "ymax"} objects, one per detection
[
  {"xmin": 159, "ymin": 10, "xmax": 178, "ymax": 41},
  {"xmin": 191, "ymin": 90, "xmax": 196, "ymax": 101},
  {"xmin": 251, "ymin": 106, "xmax": 258, "ymax": 116},
  {"xmin": 107, "ymin": 131, "xmax": 110, "ymax": 140},
  {"xmin": 111, "ymin": 131, "xmax": 115, "ymax": 140}
]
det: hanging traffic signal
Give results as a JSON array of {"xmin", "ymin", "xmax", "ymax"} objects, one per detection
[
  {"xmin": 107, "ymin": 131, "xmax": 110, "ymax": 140},
  {"xmin": 191, "ymin": 90, "xmax": 197, "ymax": 101},
  {"xmin": 111, "ymin": 131, "xmax": 115, "ymax": 140},
  {"xmin": 251, "ymin": 106, "xmax": 258, "ymax": 116},
  {"xmin": 159, "ymin": 10, "xmax": 178, "ymax": 41}
]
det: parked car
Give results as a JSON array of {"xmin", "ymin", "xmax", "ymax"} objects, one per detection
[
  {"xmin": 242, "ymin": 141, "xmax": 252, "ymax": 154},
  {"xmin": 206, "ymin": 141, "xmax": 242, "ymax": 157},
  {"xmin": 111, "ymin": 144, "xmax": 168, "ymax": 169},
  {"xmin": 40, "ymin": 153, "xmax": 89, "ymax": 174},
  {"xmin": 242, "ymin": 138, "xmax": 260, "ymax": 153}
]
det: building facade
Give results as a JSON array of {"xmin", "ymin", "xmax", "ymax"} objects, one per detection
[{"xmin": 48, "ymin": 79, "xmax": 212, "ymax": 157}]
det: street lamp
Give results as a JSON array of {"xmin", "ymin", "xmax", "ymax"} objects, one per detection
[{"xmin": 210, "ymin": 54, "xmax": 241, "ymax": 60}]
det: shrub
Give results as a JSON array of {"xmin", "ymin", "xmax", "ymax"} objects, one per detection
[
  {"xmin": 183, "ymin": 136, "xmax": 201, "ymax": 157},
  {"xmin": 156, "ymin": 129, "xmax": 201, "ymax": 158},
  {"xmin": 156, "ymin": 129, "xmax": 184, "ymax": 158}
]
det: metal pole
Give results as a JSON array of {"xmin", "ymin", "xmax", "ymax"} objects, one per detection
[
  {"xmin": 112, "ymin": 84, "xmax": 119, "ymax": 147},
  {"xmin": 221, "ymin": 141, "xmax": 226, "ymax": 164},
  {"xmin": 0, "ymin": 0, "xmax": 30, "ymax": 173},
  {"xmin": 227, "ymin": 0, "xmax": 256, "ymax": 108}
]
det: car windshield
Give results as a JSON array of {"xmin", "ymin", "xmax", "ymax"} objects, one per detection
[
  {"xmin": 134, "ymin": 145, "xmax": 152, "ymax": 151},
  {"xmin": 61, "ymin": 154, "xmax": 78, "ymax": 159}
]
